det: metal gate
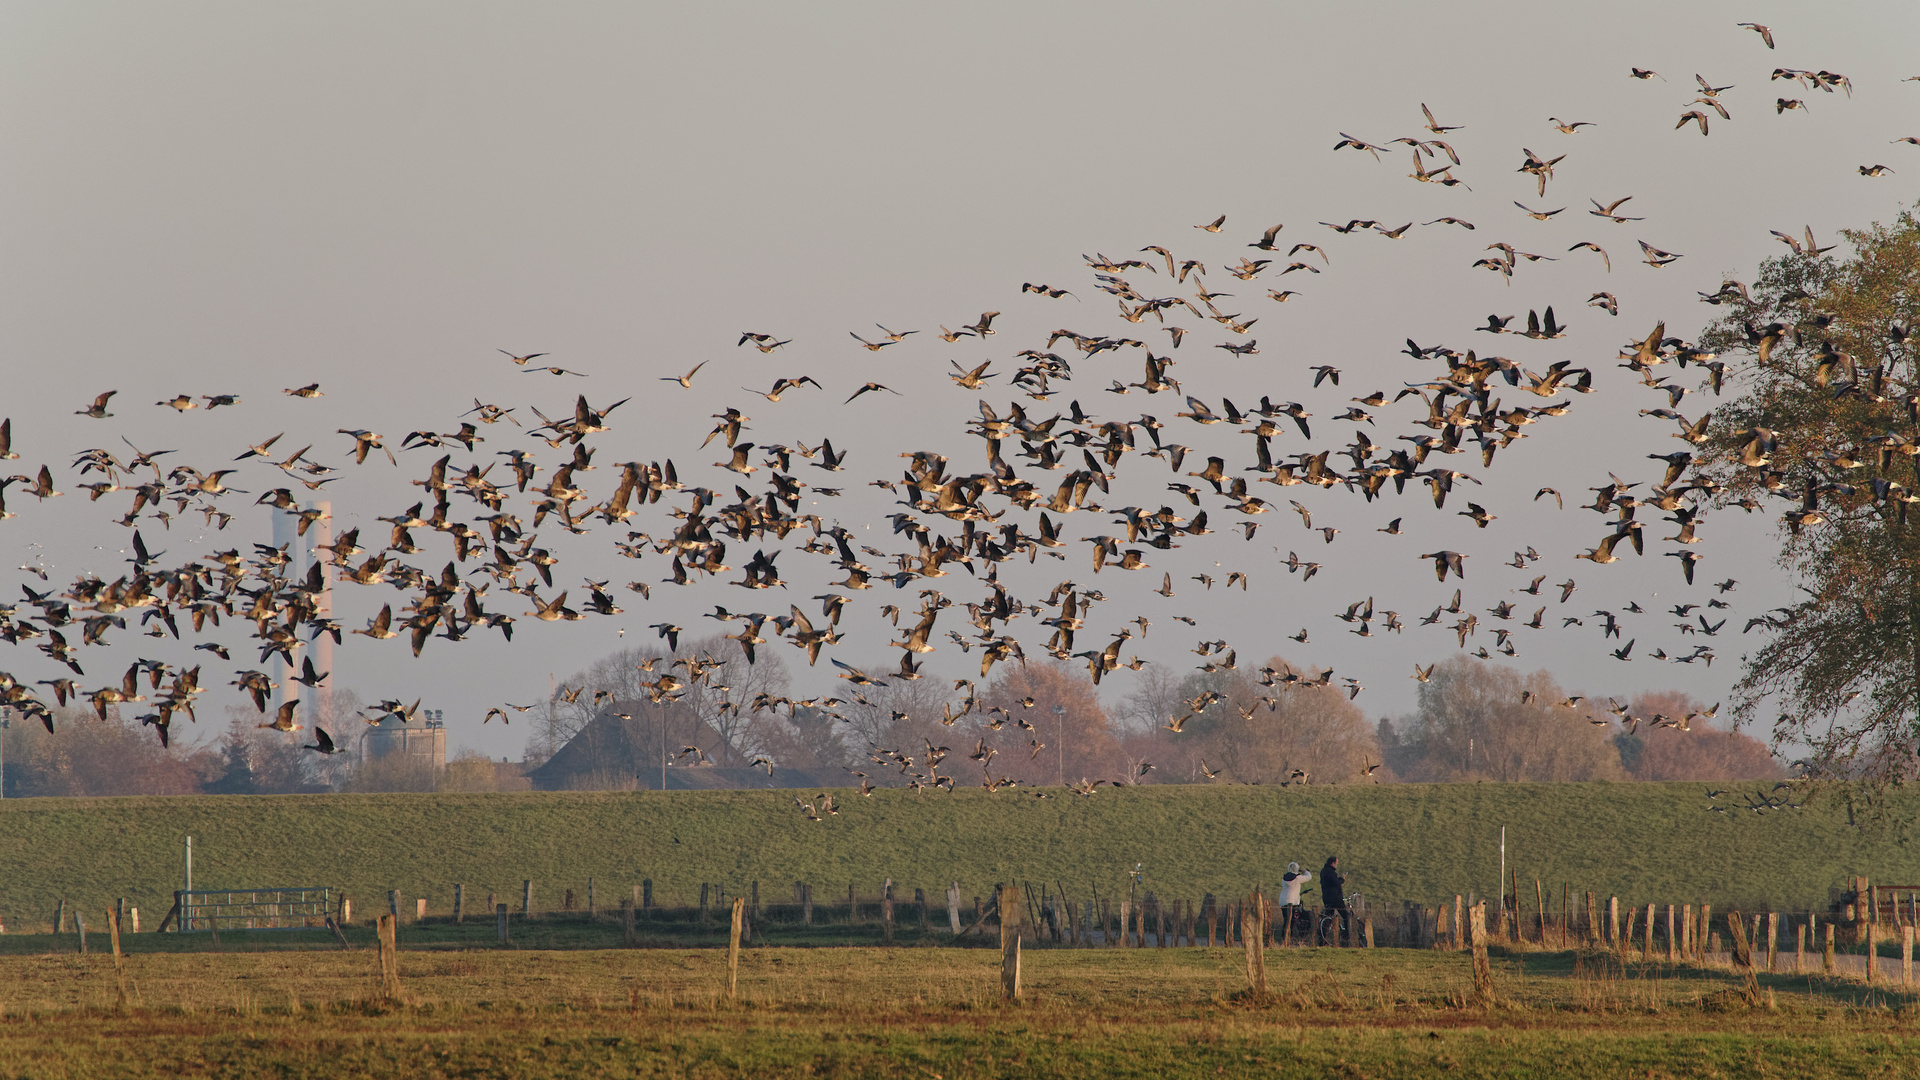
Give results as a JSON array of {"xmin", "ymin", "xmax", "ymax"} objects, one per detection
[{"xmin": 179, "ymin": 887, "xmax": 333, "ymax": 931}]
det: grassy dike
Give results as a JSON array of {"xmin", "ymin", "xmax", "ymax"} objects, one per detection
[{"xmin": 1, "ymin": 781, "xmax": 1910, "ymax": 933}]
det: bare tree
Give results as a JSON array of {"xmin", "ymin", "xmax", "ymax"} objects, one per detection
[
  {"xmin": 1397, "ymin": 656, "xmax": 1623, "ymax": 782},
  {"xmin": 1623, "ymin": 691, "xmax": 1783, "ymax": 781},
  {"xmin": 981, "ymin": 660, "xmax": 1128, "ymax": 787}
]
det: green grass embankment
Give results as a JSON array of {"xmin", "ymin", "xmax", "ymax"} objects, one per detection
[{"xmin": 0, "ymin": 782, "xmax": 1909, "ymax": 933}]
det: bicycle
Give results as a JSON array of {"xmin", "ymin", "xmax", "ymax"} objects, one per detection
[{"xmin": 1319, "ymin": 891, "xmax": 1363, "ymax": 945}]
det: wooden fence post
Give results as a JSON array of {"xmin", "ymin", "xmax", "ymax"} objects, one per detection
[
  {"xmin": 916, "ymin": 888, "xmax": 928, "ymax": 936},
  {"xmin": 1825, "ymin": 920, "xmax": 1836, "ymax": 974},
  {"xmin": 1666, "ymin": 905, "xmax": 1677, "ymax": 962},
  {"xmin": 1586, "ymin": 891, "xmax": 1598, "ymax": 944},
  {"xmin": 1699, "ymin": 904, "xmax": 1712, "ymax": 961},
  {"xmin": 1534, "ymin": 879, "xmax": 1545, "ymax": 945},
  {"xmin": 453, "ymin": 884, "xmax": 464, "ymax": 924},
  {"xmin": 1608, "ymin": 896, "xmax": 1619, "ymax": 946},
  {"xmin": 377, "ymin": 914, "xmax": 402, "ymax": 1000},
  {"xmin": 107, "ymin": 908, "xmax": 127, "ymax": 1004},
  {"xmin": 1903, "ymin": 924, "xmax": 1914, "ymax": 987},
  {"xmin": 728, "ymin": 897, "xmax": 745, "ymax": 1000},
  {"xmin": 53, "ymin": 898, "xmax": 66, "ymax": 936},
  {"xmin": 1470, "ymin": 901, "xmax": 1494, "ymax": 1007},
  {"xmin": 882, "ymin": 880, "xmax": 895, "ymax": 945},
  {"xmin": 1767, "ymin": 912, "xmax": 1778, "ymax": 972},
  {"xmin": 1119, "ymin": 900, "xmax": 1131, "ymax": 948},
  {"xmin": 522, "ymin": 880, "xmax": 532, "ymax": 917},
  {"xmin": 804, "ymin": 883, "xmax": 814, "ymax": 927},
  {"xmin": 497, "ymin": 903, "xmax": 509, "ymax": 946},
  {"xmin": 1000, "ymin": 884, "xmax": 1022, "ymax": 1001},
  {"xmin": 341, "ymin": 896, "xmax": 352, "ymax": 927},
  {"xmin": 946, "ymin": 884, "xmax": 959, "ymax": 934},
  {"xmin": 1796, "ymin": 920, "xmax": 1806, "ymax": 974},
  {"xmin": 1725, "ymin": 911, "xmax": 1760, "ymax": 1004},
  {"xmin": 75, "ymin": 910, "xmax": 88, "ymax": 955},
  {"xmin": 389, "ymin": 890, "xmax": 400, "ymax": 921},
  {"xmin": 1643, "ymin": 903, "xmax": 1654, "ymax": 961},
  {"xmin": 1242, "ymin": 890, "xmax": 1267, "ymax": 996},
  {"xmin": 1454, "ymin": 895, "xmax": 1464, "ymax": 951}
]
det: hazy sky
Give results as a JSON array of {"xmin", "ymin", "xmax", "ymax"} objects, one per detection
[{"xmin": 3, "ymin": 0, "xmax": 1917, "ymax": 763}]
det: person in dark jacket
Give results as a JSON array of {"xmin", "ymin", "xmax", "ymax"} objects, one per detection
[{"xmin": 1320, "ymin": 856, "xmax": 1348, "ymax": 945}]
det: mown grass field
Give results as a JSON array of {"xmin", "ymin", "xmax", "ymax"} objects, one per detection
[
  {"xmin": 2, "ymin": 782, "xmax": 1913, "ymax": 934},
  {"xmin": 3, "ymin": 943, "xmax": 1920, "ymax": 1078}
]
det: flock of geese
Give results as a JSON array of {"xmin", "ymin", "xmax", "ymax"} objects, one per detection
[{"xmin": 0, "ymin": 21, "xmax": 1914, "ymax": 805}]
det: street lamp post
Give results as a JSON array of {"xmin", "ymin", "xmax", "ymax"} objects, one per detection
[{"xmin": 1052, "ymin": 704, "xmax": 1066, "ymax": 785}]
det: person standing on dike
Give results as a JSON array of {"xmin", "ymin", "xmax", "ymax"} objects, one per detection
[{"xmin": 1319, "ymin": 855, "xmax": 1348, "ymax": 945}]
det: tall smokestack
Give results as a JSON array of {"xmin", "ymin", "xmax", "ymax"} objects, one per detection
[{"xmin": 268, "ymin": 502, "xmax": 333, "ymax": 726}]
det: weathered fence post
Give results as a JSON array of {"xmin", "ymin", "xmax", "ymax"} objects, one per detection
[
  {"xmin": 522, "ymin": 880, "xmax": 533, "ymax": 917},
  {"xmin": 453, "ymin": 884, "xmax": 464, "ymax": 924},
  {"xmin": 1119, "ymin": 899, "xmax": 1132, "ymax": 948},
  {"xmin": 340, "ymin": 895, "xmax": 352, "ymax": 927},
  {"xmin": 497, "ymin": 903, "xmax": 509, "ymax": 946},
  {"xmin": 1767, "ymin": 912, "xmax": 1778, "ymax": 972},
  {"xmin": 882, "ymin": 880, "xmax": 895, "ymax": 944},
  {"xmin": 1454, "ymin": 895, "xmax": 1464, "ymax": 951},
  {"xmin": 1608, "ymin": 896, "xmax": 1619, "ymax": 946},
  {"xmin": 108, "ymin": 908, "xmax": 127, "ymax": 1004},
  {"xmin": 946, "ymin": 884, "xmax": 959, "ymax": 934},
  {"xmin": 1469, "ymin": 901, "xmax": 1494, "ymax": 1007},
  {"xmin": 389, "ymin": 889, "xmax": 400, "ymax": 921},
  {"xmin": 728, "ymin": 897, "xmax": 745, "ymax": 1001},
  {"xmin": 1824, "ymin": 919, "xmax": 1836, "ymax": 974},
  {"xmin": 1725, "ymin": 911, "xmax": 1760, "ymax": 1004},
  {"xmin": 1242, "ymin": 889, "xmax": 1267, "ymax": 996},
  {"xmin": 377, "ymin": 914, "xmax": 402, "ymax": 1000},
  {"xmin": 1586, "ymin": 891, "xmax": 1598, "ymax": 944},
  {"xmin": 1699, "ymin": 904, "xmax": 1712, "ymax": 962},
  {"xmin": 1904, "ymin": 924, "xmax": 1914, "ymax": 986},
  {"xmin": 1796, "ymin": 919, "xmax": 1806, "ymax": 974},
  {"xmin": 1533, "ymin": 879, "xmax": 1545, "ymax": 945},
  {"xmin": 53, "ymin": 898, "xmax": 66, "ymax": 936},
  {"xmin": 1000, "ymin": 884, "xmax": 1022, "ymax": 1001},
  {"xmin": 75, "ymin": 910, "xmax": 88, "ymax": 954},
  {"xmin": 1643, "ymin": 903, "xmax": 1655, "ymax": 961}
]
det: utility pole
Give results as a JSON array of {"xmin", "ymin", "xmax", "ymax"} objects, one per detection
[{"xmin": 1053, "ymin": 704, "xmax": 1066, "ymax": 785}]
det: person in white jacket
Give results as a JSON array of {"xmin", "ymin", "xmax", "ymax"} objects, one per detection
[{"xmin": 1278, "ymin": 862, "xmax": 1312, "ymax": 941}]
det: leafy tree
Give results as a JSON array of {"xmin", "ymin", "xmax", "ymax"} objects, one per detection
[{"xmin": 1698, "ymin": 203, "xmax": 1920, "ymax": 776}]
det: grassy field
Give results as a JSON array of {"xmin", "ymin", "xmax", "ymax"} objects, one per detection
[
  {"xmin": 2, "ymin": 942, "xmax": 1919, "ymax": 1078},
  {"xmin": 2, "ymin": 782, "xmax": 1913, "ymax": 936}
]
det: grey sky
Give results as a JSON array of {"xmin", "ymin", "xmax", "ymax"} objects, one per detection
[{"xmin": 3, "ymin": 0, "xmax": 1916, "ymax": 763}]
